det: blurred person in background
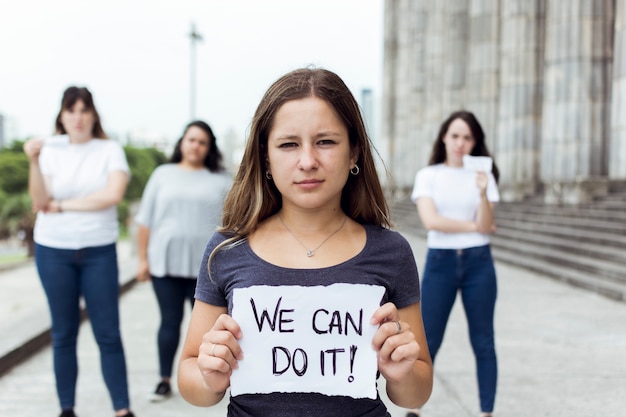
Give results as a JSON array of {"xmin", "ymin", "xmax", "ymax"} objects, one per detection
[
  {"xmin": 134, "ymin": 120, "xmax": 231, "ymax": 402},
  {"xmin": 23, "ymin": 86, "xmax": 135, "ymax": 417},
  {"xmin": 406, "ymin": 110, "xmax": 500, "ymax": 417}
]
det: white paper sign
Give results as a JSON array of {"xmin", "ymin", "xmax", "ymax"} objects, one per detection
[
  {"xmin": 463, "ymin": 155, "xmax": 492, "ymax": 172},
  {"xmin": 44, "ymin": 135, "xmax": 69, "ymax": 147},
  {"xmin": 230, "ymin": 283, "xmax": 385, "ymax": 399}
]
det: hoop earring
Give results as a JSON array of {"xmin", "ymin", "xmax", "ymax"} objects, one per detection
[
  {"xmin": 265, "ymin": 170, "xmax": 273, "ymax": 180},
  {"xmin": 350, "ymin": 165, "xmax": 360, "ymax": 175}
]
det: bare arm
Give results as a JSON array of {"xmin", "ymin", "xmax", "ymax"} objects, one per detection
[
  {"xmin": 416, "ymin": 171, "xmax": 496, "ymax": 234},
  {"xmin": 46, "ymin": 170, "xmax": 129, "ymax": 213},
  {"xmin": 417, "ymin": 197, "xmax": 477, "ymax": 233},
  {"xmin": 178, "ymin": 301, "xmax": 242, "ymax": 407},
  {"xmin": 136, "ymin": 224, "xmax": 151, "ymax": 282},
  {"xmin": 371, "ymin": 302, "xmax": 433, "ymax": 409},
  {"xmin": 474, "ymin": 171, "xmax": 496, "ymax": 234},
  {"xmin": 23, "ymin": 139, "xmax": 51, "ymax": 211}
]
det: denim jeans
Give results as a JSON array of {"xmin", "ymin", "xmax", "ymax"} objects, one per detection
[
  {"xmin": 421, "ymin": 245, "xmax": 498, "ymax": 413},
  {"xmin": 151, "ymin": 275, "xmax": 196, "ymax": 378},
  {"xmin": 35, "ymin": 243, "xmax": 130, "ymax": 411}
]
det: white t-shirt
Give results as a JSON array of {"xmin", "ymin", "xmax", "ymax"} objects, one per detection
[
  {"xmin": 411, "ymin": 163, "xmax": 500, "ymax": 249},
  {"xmin": 34, "ymin": 137, "xmax": 130, "ymax": 249}
]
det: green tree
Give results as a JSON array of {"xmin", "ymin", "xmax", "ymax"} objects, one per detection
[
  {"xmin": 0, "ymin": 192, "xmax": 34, "ymax": 255},
  {"xmin": 0, "ymin": 152, "xmax": 29, "ymax": 194},
  {"xmin": 0, "ymin": 143, "xmax": 32, "ymax": 253},
  {"xmin": 4, "ymin": 140, "xmax": 26, "ymax": 153},
  {"xmin": 0, "ymin": 190, "xmax": 9, "ymax": 239},
  {"xmin": 123, "ymin": 145, "xmax": 166, "ymax": 200},
  {"xmin": 145, "ymin": 147, "xmax": 168, "ymax": 167},
  {"xmin": 119, "ymin": 145, "xmax": 166, "ymax": 233}
]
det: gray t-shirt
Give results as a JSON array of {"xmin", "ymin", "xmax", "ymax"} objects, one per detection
[
  {"xmin": 195, "ymin": 224, "xmax": 421, "ymax": 417},
  {"xmin": 135, "ymin": 163, "xmax": 231, "ymax": 278}
]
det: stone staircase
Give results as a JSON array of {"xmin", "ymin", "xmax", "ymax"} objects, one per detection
[{"xmin": 390, "ymin": 193, "xmax": 626, "ymax": 302}]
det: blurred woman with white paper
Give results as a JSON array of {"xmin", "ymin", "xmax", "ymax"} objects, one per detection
[{"xmin": 407, "ymin": 110, "xmax": 500, "ymax": 417}]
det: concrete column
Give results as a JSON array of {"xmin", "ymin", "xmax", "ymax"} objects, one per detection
[
  {"xmin": 382, "ymin": 0, "xmax": 429, "ymax": 191},
  {"xmin": 410, "ymin": 0, "xmax": 468, "ymax": 191},
  {"xmin": 496, "ymin": 0, "xmax": 546, "ymax": 201},
  {"xmin": 465, "ymin": 0, "xmax": 500, "ymax": 150},
  {"xmin": 385, "ymin": 0, "xmax": 485, "ymax": 193},
  {"xmin": 610, "ymin": 0, "xmax": 626, "ymax": 179},
  {"xmin": 419, "ymin": 1, "xmax": 448, "ymax": 182},
  {"xmin": 541, "ymin": 0, "xmax": 613, "ymax": 204},
  {"xmin": 441, "ymin": 0, "xmax": 470, "ymax": 121},
  {"xmin": 381, "ymin": 0, "xmax": 399, "ymax": 187}
]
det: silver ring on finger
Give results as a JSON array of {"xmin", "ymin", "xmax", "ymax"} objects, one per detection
[
  {"xmin": 395, "ymin": 321, "xmax": 401, "ymax": 334},
  {"xmin": 211, "ymin": 343, "xmax": 217, "ymax": 356}
]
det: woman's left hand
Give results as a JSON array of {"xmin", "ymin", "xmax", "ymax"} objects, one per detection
[
  {"xmin": 370, "ymin": 302, "xmax": 421, "ymax": 382},
  {"xmin": 44, "ymin": 199, "xmax": 62, "ymax": 213}
]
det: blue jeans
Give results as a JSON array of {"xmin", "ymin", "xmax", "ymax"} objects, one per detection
[
  {"xmin": 421, "ymin": 245, "xmax": 498, "ymax": 413},
  {"xmin": 35, "ymin": 243, "xmax": 130, "ymax": 411},
  {"xmin": 151, "ymin": 276, "xmax": 196, "ymax": 378}
]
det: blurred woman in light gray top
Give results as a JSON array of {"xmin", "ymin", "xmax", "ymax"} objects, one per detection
[{"xmin": 134, "ymin": 120, "xmax": 231, "ymax": 402}]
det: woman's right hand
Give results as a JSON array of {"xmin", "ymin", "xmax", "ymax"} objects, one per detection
[
  {"xmin": 475, "ymin": 170, "xmax": 488, "ymax": 194},
  {"xmin": 136, "ymin": 260, "xmax": 151, "ymax": 282},
  {"xmin": 23, "ymin": 138, "xmax": 44, "ymax": 161},
  {"xmin": 197, "ymin": 313, "xmax": 243, "ymax": 395}
]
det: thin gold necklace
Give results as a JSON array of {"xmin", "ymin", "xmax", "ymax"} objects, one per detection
[{"xmin": 278, "ymin": 215, "xmax": 348, "ymax": 257}]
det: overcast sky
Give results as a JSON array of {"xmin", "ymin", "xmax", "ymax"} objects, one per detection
[{"xmin": 0, "ymin": 0, "xmax": 384, "ymax": 151}]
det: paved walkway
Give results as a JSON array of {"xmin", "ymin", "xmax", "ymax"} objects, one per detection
[{"xmin": 0, "ymin": 229, "xmax": 625, "ymax": 416}]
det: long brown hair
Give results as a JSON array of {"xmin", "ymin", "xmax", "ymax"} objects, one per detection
[
  {"xmin": 220, "ymin": 67, "xmax": 390, "ymax": 241},
  {"xmin": 54, "ymin": 86, "xmax": 108, "ymax": 139},
  {"xmin": 169, "ymin": 120, "xmax": 225, "ymax": 172},
  {"xmin": 428, "ymin": 110, "xmax": 499, "ymax": 182}
]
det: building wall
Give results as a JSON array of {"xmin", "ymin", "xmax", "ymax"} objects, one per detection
[
  {"xmin": 383, "ymin": 0, "xmax": 624, "ymax": 203},
  {"xmin": 611, "ymin": 0, "xmax": 626, "ymax": 178},
  {"xmin": 496, "ymin": 0, "xmax": 545, "ymax": 200}
]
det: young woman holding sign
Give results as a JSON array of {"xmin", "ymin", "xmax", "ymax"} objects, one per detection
[{"xmin": 177, "ymin": 67, "xmax": 433, "ymax": 416}]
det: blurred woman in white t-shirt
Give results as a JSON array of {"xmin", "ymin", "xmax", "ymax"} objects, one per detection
[
  {"xmin": 23, "ymin": 86, "xmax": 135, "ymax": 417},
  {"xmin": 406, "ymin": 110, "xmax": 500, "ymax": 417}
]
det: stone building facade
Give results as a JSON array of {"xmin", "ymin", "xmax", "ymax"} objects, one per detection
[{"xmin": 382, "ymin": 0, "xmax": 626, "ymax": 203}]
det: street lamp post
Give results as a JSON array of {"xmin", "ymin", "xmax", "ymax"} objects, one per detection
[{"xmin": 189, "ymin": 22, "xmax": 203, "ymax": 120}]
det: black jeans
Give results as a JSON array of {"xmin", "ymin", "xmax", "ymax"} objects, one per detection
[{"xmin": 151, "ymin": 275, "xmax": 196, "ymax": 378}]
